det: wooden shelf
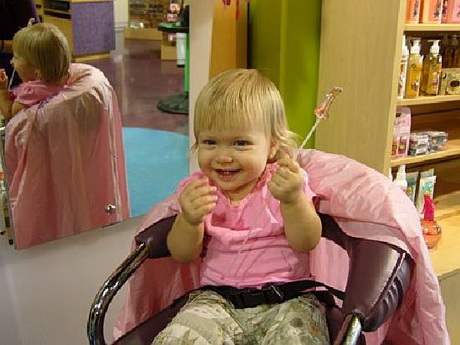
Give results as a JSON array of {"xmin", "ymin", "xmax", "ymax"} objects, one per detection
[
  {"xmin": 124, "ymin": 27, "xmax": 162, "ymax": 40},
  {"xmin": 430, "ymin": 191, "xmax": 460, "ymax": 279},
  {"xmin": 44, "ymin": 9, "xmax": 71, "ymax": 15},
  {"xmin": 404, "ymin": 23, "xmax": 460, "ymax": 31},
  {"xmin": 391, "ymin": 139, "xmax": 460, "ymax": 166},
  {"xmin": 397, "ymin": 95, "xmax": 460, "ymax": 106}
]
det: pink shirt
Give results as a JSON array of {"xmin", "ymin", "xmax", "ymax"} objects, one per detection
[
  {"xmin": 12, "ymin": 80, "xmax": 66, "ymax": 106},
  {"xmin": 177, "ymin": 163, "xmax": 316, "ymax": 288}
]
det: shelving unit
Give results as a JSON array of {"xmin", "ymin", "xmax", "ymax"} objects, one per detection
[
  {"xmin": 316, "ymin": 1, "xmax": 459, "ymax": 342},
  {"xmin": 42, "ymin": 0, "xmax": 115, "ymax": 61},
  {"xmin": 125, "ymin": 0, "xmax": 170, "ymax": 40}
]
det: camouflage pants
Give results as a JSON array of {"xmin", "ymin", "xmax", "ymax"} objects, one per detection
[{"xmin": 152, "ymin": 289, "xmax": 330, "ymax": 345}]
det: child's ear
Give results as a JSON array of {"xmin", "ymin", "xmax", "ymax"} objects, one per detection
[{"xmin": 268, "ymin": 139, "xmax": 280, "ymax": 161}]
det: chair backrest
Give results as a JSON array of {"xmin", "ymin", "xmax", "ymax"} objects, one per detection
[{"xmin": 4, "ymin": 63, "xmax": 130, "ymax": 249}]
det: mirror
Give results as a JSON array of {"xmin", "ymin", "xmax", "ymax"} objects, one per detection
[
  {"xmin": 0, "ymin": 0, "xmax": 192, "ymax": 250},
  {"xmin": 0, "ymin": 0, "xmax": 245, "ymax": 250}
]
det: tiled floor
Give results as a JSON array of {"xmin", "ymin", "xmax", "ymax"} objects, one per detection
[{"xmin": 89, "ymin": 39, "xmax": 189, "ymax": 135}]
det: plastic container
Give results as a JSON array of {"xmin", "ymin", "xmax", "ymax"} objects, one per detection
[
  {"xmin": 175, "ymin": 32, "xmax": 186, "ymax": 67},
  {"xmin": 421, "ymin": 194, "xmax": 442, "ymax": 249},
  {"xmin": 394, "ymin": 164, "xmax": 408, "ymax": 193},
  {"xmin": 405, "ymin": 38, "xmax": 423, "ymax": 98},
  {"xmin": 421, "ymin": 39, "xmax": 442, "ymax": 96},
  {"xmin": 406, "ymin": 0, "xmax": 422, "ymax": 23},
  {"xmin": 445, "ymin": 0, "xmax": 460, "ymax": 22},
  {"xmin": 397, "ymin": 35, "xmax": 409, "ymax": 99},
  {"xmin": 444, "ymin": 34, "xmax": 459, "ymax": 68},
  {"xmin": 421, "ymin": 0, "xmax": 443, "ymax": 23}
]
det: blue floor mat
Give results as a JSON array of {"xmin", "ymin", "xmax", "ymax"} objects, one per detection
[{"xmin": 123, "ymin": 128, "xmax": 189, "ymax": 217}]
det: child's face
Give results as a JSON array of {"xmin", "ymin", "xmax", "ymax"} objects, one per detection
[
  {"xmin": 10, "ymin": 53, "xmax": 37, "ymax": 82},
  {"xmin": 197, "ymin": 126, "xmax": 278, "ymax": 202}
]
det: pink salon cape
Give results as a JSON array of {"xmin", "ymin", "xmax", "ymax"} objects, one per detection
[
  {"xmin": 114, "ymin": 149, "xmax": 449, "ymax": 345},
  {"xmin": 4, "ymin": 63, "xmax": 130, "ymax": 249}
]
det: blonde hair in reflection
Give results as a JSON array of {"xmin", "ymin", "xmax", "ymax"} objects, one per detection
[
  {"xmin": 193, "ymin": 69, "xmax": 298, "ymax": 160},
  {"xmin": 12, "ymin": 23, "xmax": 71, "ymax": 84}
]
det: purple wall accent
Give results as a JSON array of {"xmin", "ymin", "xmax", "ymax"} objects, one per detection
[{"xmin": 71, "ymin": 2, "xmax": 115, "ymax": 55}]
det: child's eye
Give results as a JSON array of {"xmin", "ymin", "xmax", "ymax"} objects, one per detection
[
  {"xmin": 234, "ymin": 140, "xmax": 249, "ymax": 147},
  {"xmin": 201, "ymin": 139, "xmax": 216, "ymax": 146}
]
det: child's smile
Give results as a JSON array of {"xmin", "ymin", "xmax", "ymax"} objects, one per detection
[{"xmin": 197, "ymin": 128, "xmax": 278, "ymax": 202}]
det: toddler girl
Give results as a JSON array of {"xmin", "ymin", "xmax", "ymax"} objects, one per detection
[
  {"xmin": 0, "ymin": 23, "xmax": 70, "ymax": 122},
  {"xmin": 154, "ymin": 69, "xmax": 329, "ymax": 344}
]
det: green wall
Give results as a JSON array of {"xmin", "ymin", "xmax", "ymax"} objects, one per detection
[{"xmin": 249, "ymin": 0, "xmax": 321, "ymax": 147}]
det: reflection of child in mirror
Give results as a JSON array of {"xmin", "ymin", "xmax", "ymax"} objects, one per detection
[
  {"xmin": 154, "ymin": 69, "xmax": 328, "ymax": 344},
  {"xmin": 0, "ymin": 23, "xmax": 70, "ymax": 123}
]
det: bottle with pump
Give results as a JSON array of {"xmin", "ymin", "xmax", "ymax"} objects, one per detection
[
  {"xmin": 405, "ymin": 38, "xmax": 423, "ymax": 99},
  {"xmin": 439, "ymin": 35, "xmax": 449, "ymax": 64},
  {"xmin": 397, "ymin": 35, "xmax": 409, "ymax": 100},
  {"xmin": 394, "ymin": 164, "xmax": 408, "ymax": 193},
  {"xmin": 421, "ymin": 194, "xmax": 442, "ymax": 249},
  {"xmin": 444, "ymin": 34, "xmax": 459, "ymax": 68},
  {"xmin": 421, "ymin": 39, "xmax": 442, "ymax": 96},
  {"xmin": 453, "ymin": 35, "xmax": 460, "ymax": 67}
]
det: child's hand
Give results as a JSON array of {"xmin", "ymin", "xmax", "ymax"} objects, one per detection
[
  {"xmin": 0, "ymin": 69, "xmax": 8, "ymax": 90},
  {"xmin": 268, "ymin": 154, "xmax": 304, "ymax": 204},
  {"xmin": 179, "ymin": 177, "xmax": 217, "ymax": 226}
]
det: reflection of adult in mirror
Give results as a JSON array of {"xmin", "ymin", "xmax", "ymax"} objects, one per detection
[
  {"xmin": 0, "ymin": 0, "xmax": 39, "ymax": 88},
  {"xmin": 0, "ymin": 23, "xmax": 71, "ymax": 122}
]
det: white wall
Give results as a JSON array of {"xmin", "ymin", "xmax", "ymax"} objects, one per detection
[
  {"xmin": 189, "ymin": 0, "xmax": 214, "ymax": 172},
  {"xmin": 0, "ymin": 217, "xmax": 141, "ymax": 345},
  {"xmin": 114, "ymin": 0, "xmax": 129, "ymax": 32}
]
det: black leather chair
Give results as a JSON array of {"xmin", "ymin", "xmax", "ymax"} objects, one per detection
[{"xmin": 87, "ymin": 212, "xmax": 412, "ymax": 345}]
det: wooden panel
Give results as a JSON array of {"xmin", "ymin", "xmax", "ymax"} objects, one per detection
[
  {"xmin": 397, "ymin": 95, "xmax": 460, "ymax": 106},
  {"xmin": 405, "ymin": 23, "xmax": 460, "ymax": 31},
  {"xmin": 437, "ymin": 273, "xmax": 460, "ymax": 345},
  {"xmin": 43, "ymin": 14, "xmax": 74, "ymax": 51},
  {"xmin": 315, "ymin": 0, "xmax": 405, "ymax": 173},
  {"xmin": 160, "ymin": 42, "xmax": 176, "ymax": 60},
  {"xmin": 124, "ymin": 27, "xmax": 162, "ymax": 40},
  {"xmin": 209, "ymin": 0, "xmax": 247, "ymax": 78}
]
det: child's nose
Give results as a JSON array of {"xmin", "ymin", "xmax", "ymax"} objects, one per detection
[{"xmin": 215, "ymin": 147, "xmax": 232, "ymax": 162}]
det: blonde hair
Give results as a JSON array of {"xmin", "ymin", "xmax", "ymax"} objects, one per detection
[
  {"xmin": 194, "ymin": 69, "xmax": 298, "ymax": 159},
  {"xmin": 12, "ymin": 23, "xmax": 71, "ymax": 84}
]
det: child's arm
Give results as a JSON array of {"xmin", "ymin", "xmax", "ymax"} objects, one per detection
[
  {"xmin": 268, "ymin": 155, "xmax": 321, "ymax": 252},
  {"xmin": 167, "ymin": 177, "xmax": 217, "ymax": 263},
  {"xmin": 0, "ymin": 69, "xmax": 28, "ymax": 120},
  {"xmin": 0, "ymin": 69, "xmax": 13, "ymax": 119}
]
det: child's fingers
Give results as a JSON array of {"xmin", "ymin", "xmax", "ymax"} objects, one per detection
[
  {"xmin": 181, "ymin": 178, "xmax": 217, "ymax": 205},
  {"xmin": 277, "ymin": 154, "xmax": 300, "ymax": 173}
]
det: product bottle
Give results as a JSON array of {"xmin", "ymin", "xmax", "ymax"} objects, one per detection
[
  {"xmin": 406, "ymin": 0, "xmax": 422, "ymax": 23},
  {"xmin": 394, "ymin": 164, "xmax": 408, "ymax": 193},
  {"xmin": 397, "ymin": 35, "xmax": 409, "ymax": 99},
  {"xmin": 405, "ymin": 38, "xmax": 423, "ymax": 98},
  {"xmin": 421, "ymin": 0, "xmax": 443, "ymax": 23},
  {"xmin": 421, "ymin": 39, "xmax": 443, "ymax": 96},
  {"xmin": 421, "ymin": 194, "xmax": 442, "ymax": 248},
  {"xmin": 442, "ymin": 0, "xmax": 449, "ymax": 23},
  {"xmin": 453, "ymin": 36, "xmax": 460, "ymax": 67},
  {"xmin": 439, "ymin": 34, "xmax": 449, "ymax": 62},
  {"xmin": 444, "ymin": 34, "xmax": 458, "ymax": 68}
]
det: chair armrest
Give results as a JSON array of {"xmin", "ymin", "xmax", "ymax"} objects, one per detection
[
  {"xmin": 134, "ymin": 216, "xmax": 176, "ymax": 259},
  {"xmin": 319, "ymin": 214, "xmax": 412, "ymax": 332},
  {"xmin": 343, "ymin": 238, "xmax": 412, "ymax": 331}
]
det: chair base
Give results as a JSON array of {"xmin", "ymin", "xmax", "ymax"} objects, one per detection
[{"xmin": 157, "ymin": 92, "xmax": 188, "ymax": 115}]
